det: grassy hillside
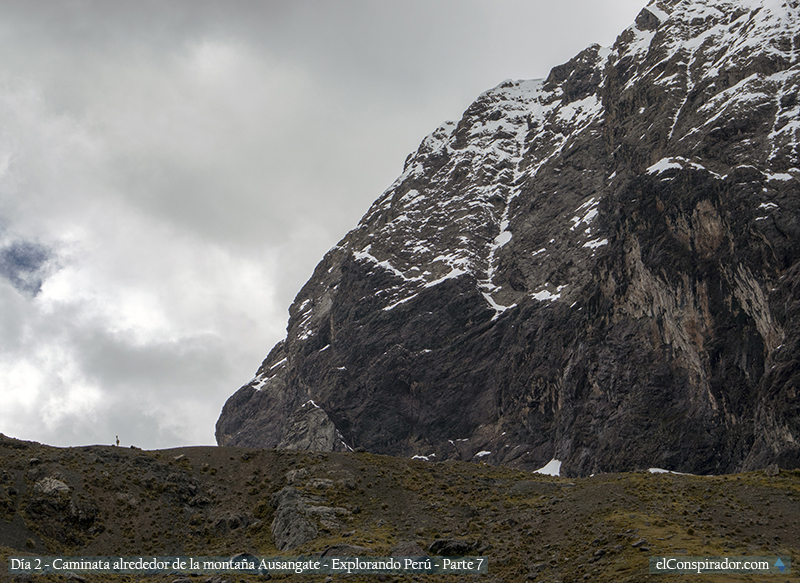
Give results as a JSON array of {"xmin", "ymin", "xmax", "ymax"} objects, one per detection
[{"xmin": 1, "ymin": 434, "xmax": 798, "ymax": 582}]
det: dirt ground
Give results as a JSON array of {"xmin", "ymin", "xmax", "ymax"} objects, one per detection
[{"xmin": 1, "ymin": 434, "xmax": 797, "ymax": 582}]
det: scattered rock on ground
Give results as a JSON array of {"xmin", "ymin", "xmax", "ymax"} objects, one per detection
[
  {"xmin": 390, "ymin": 541, "xmax": 427, "ymax": 556},
  {"xmin": 319, "ymin": 543, "xmax": 375, "ymax": 557},
  {"xmin": 428, "ymin": 538, "xmax": 475, "ymax": 556},
  {"xmin": 33, "ymin": 477, "xmax": 69, "ymax": 496}
]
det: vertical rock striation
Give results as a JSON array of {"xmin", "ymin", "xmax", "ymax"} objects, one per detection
[{"xmin": 217, "ymin": 0, "xmax": 800, "ymax": 477}]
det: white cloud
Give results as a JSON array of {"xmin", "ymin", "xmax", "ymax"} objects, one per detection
[
  {"xmin": 0, "ymin": 72, "xmax": 288, "ymax": 446},
  {"xmin": 0, "ymin": 0, "xmax": 646, "ymax": 448}
]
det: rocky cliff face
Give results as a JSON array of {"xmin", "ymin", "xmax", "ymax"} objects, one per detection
[{"xmin": 217, "ymin": 0, "xmax": 800, "ymax": 477}]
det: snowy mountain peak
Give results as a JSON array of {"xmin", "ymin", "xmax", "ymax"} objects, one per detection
[{"xmin": 218, "ymin": 0, "xmax": 800, "ymax": 477}]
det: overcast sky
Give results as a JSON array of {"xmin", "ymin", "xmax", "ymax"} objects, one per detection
[{"xmin": 0, "ymin": 0, "xmax": 645, "ymax": 450}]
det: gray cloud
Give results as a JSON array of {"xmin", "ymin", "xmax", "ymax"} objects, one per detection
[
  {"xmin": 0, "ymin": 239, "xmax": 53, "ymax": 295},
  {"xmin": 0, "ymin": 0, "xmax": 646, "ymax": 448}
]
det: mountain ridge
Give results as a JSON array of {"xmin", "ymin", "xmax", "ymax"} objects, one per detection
[{"xmin": 217, "ymin": 0, "xmax": 800, "ymax": 478}]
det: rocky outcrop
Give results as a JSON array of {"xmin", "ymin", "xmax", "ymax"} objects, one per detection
[
  {"xmin": 278, "ymin": 400, "xmax": 351, "ymax": 453},
  {"xmin": 217, "ymin": 0, "xmax": 800, "ymax": 477},
  {"xmin": 270, "ymin": 482, "xmax": 352, "ymax": 551},
  {"xmin": 270, "ymin": 487, "xmax": 319, "ymax": 551},
  {"xmin": 33, "ymin": 477, "xmax": 69, "ymax": 496}
]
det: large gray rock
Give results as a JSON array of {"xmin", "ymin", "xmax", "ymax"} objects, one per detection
[
  {"xmin": 33, "ymin": 478, "xmax": 69, "ymax": 496},
  {"xmin": 270, "ymin": 487, "xmax": 318, "ymax": 551},
  {"xmin": 390, "ymin": 541, "xmax": 427, "ymax": 556},
  {"xmin": 278, "ymin": 402, "xmax": 349, "ymax": 452}
]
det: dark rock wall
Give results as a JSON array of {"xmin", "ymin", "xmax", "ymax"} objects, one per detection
[{"xmin": 218, "ymin": 0, "xmax": 800, "ymax": 477}]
